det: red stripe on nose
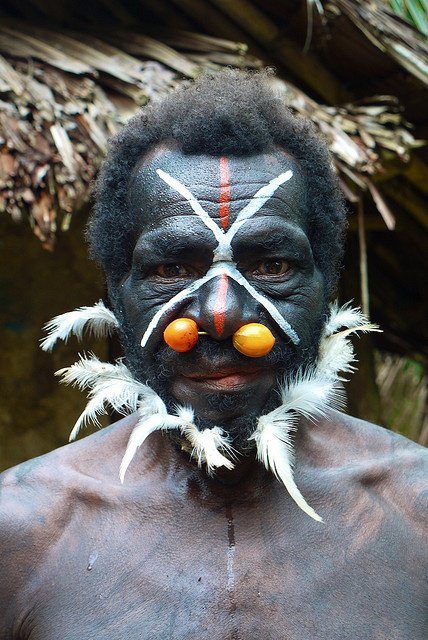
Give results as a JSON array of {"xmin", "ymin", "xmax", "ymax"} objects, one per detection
[
  {"xmin": 213, "ymin": 274, "xmax": 229, "ymax": 336},
  {"xmin": 219, "ymin": 156, "xmax": 230, "ymax": 230}
]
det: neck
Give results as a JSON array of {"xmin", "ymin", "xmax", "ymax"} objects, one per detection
[{"xmin": 135, "ymin": 429, "xmax": 276, "ymax": 507}]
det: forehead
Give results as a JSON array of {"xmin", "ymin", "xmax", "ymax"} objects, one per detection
[{"xmin": 127, "ymin": 146, "xmax": 308, "ymax": 232}]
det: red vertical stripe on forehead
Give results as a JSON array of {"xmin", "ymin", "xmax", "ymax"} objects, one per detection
[
  {"xmin": 219, "ymin": 156, "xmax": 230, "ymax": 230},
  {"xmin": 214, "ymin": 274, "xmax": 229, "ymax": 336}
]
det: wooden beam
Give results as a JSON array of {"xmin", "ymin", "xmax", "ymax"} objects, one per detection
[
  {"xmin": 168, "ymin": 0, "xmax": 348, "ymax": 103},
  {"xmin": 374, "ymin": 154, "xmax": 428, "ymax": 199},
  {"xmin": 208, "ymin": 0, "xmax": 349, "ymax": 103},
  {"xmin": 404, "ymin": 156, "xmax": 428, "ymax": 197},
  {"xmin": 168, "ymin": 0, "xmax": 248, "ymax": 43},
  {"xmin": 382, "ymin": 180, "xmax": 428, "ymax": 230},
  {"xmin": 137, "ymin": 0, "xmax": 194, "ymax": 31}
]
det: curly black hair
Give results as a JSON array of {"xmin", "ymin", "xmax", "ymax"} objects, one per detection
[{"xmin": 88, "ymin": 69, "xmax": 347, "ymax": 296}]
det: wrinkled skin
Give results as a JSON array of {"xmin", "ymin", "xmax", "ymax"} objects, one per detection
[
  {"xmin": 116, "ymin": 147, "xmax": 325, "ymax": 446},
  {"xmin": 0, "ymin": 148, "xmax": 427, "ymax": 640}
]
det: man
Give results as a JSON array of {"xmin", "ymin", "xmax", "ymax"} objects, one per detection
[{"xmin": 0, "ymin": 70, "xmax": 426, "ymax": 639}]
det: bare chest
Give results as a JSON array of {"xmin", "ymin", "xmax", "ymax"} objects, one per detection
[{"xmin": 22, "ymin": 500, "xmax": 426, "ymax": 640}]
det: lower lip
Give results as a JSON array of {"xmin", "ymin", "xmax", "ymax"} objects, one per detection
[{"xmin": 181, "ymin": 370, "xmax": 262, "ymax": 391}]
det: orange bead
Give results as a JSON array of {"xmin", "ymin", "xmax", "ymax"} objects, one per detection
[
  {"xmin": 163, "ymin": 318, "xmax": 199, "ymax": 353},
  {"xmin": 232, "ymin": 323, "xmax": 275, "ymax": 358}
]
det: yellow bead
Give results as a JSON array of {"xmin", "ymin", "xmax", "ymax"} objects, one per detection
[
  {"xmin": 164, "ymin": 318, "xmax": 199, "ymax": 353},
  {"xmin": 232, "ymin": 323, "xmax": 275, "ymax": 358}
]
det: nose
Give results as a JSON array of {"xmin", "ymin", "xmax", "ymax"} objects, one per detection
[{"xmin": 184, "ymin": 273, "xmax": 259, "ymax": 340}]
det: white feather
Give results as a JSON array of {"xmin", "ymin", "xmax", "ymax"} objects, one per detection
[
  {"xmin": 58, "ymin": 356, "xmax": 235, "ymax": 476},
  {"xmin": 317, "ymin": 335, "xmax": 356, "ymax": 381},
  {"xmin": 138, "ymin": 394, "xmax": 166, "ymax": 418},
  {"xmin": 174, "ymin": 405, "xmax": 235, "ymax": 472},
  {"xmin": 279, "ymin": 373, "xmax": 344, "ymax": 418},
  {"xmin": 52, "ymin": 297, "xmax": 379, "ymax": 518},
  {"xmin": 57, "ymin": 354, "xmax": 163, "ymax": 441},
  {"xmin": 324, "ymin": 301, "xmax": 378, "ymax": 337},
  {"xmin": 250, "ymin": 301, "xmax": 380, "ymax": 520},
  {"xmin": 180, "ymin": 423, "xmax": 235, "ymax": 473},
  {"xmin": 174, "ymin": 404, "xmax": 196, "ymax": 424},
  {"xmin": 41, "ymin": 300, "xmax": 118, "ymax": 351},
  {"xmin": 119, "ymin": 402, "xmax": 235, "ymax": 481},
  {"xmin": 318, "ymin": 326, "xmax": 379, "ymax": 382},
  {"xmin": 56, "ymin": 353, "xmax": 129, "ymax": 390},
  {"xmin": 252, "ymin": 417, "xmax": 322, "ymax": 522},
  {"xmin": 68, "ymin": 377, "xmax": 149, "ymax": 442},
  {"xmin": 119, "ymin": 412, "xmax": 180, "ymax": 483},
  {"xmin": 68, "ymin": 392, "xmax": 107, "ymax": 441}
]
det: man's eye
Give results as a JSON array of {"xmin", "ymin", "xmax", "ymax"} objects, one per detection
[
  {"xmin": 154, "ymin": 264, "xmax": 195, "ymax": 278},
  {"xmin": 251, "ymin": 259, "xmax": 290, "ymax": 277}
]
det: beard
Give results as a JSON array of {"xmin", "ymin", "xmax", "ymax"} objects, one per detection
[{"xmin": 116, "ymin": 307, "xmax": 326, "ymax": 455}]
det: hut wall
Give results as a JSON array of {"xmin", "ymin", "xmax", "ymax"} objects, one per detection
[{"xmin": 0, "ymin": 210, "xmax": 106, "ymax": 470}]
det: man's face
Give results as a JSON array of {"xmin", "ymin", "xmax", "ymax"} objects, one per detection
[{"xmin": 114, "ymin": 146, "xmax": 326, "ymax": 448}]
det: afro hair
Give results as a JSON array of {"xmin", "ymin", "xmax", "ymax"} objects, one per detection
[{"xmin": 88, "ymin": 69, "xmax": 347, "ymax": 296}]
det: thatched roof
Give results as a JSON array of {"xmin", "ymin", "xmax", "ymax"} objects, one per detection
[{"xmin": 1, "ymin": 0, "xmax": 427, "ymax": 360}]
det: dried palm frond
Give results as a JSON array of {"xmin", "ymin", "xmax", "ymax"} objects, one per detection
[
  {"xmin": 271, "ymin": 78, "xmax": 423, "ymax": 224},
  {"xmin": 375, "ymin": 352, "xmax": 428, "ymax": 445},
  {"xmin": 0, "ymin": 18, "xmax": 424, "ymax": 243},
  {"xmin": 329, "ymin": 0, "xmax": 428, "ymax": 85},
  {"xmin": 0, "ymin": 22, "xmax": 257, "ymax": 247}
]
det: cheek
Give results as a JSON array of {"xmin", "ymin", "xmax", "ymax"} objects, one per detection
[
  {"xmin": 278, "ymin": 271, "xmax": 326, "ymax": 346},
  {"xmin": 115, "ymin": 279, "xmax": 156, "ymax": 344},
  {"xmin": 117, "ymin": 277, "xmax": 192, "ymax": 359}
]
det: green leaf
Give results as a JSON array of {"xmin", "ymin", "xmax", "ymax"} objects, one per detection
[
  {"xmin": 389, "ymin": 0, "xmax": 428, "ymax": 35},
  {"xmin": 390, "ymin": 0, "xmax": 405, "ymax": 14},
  {"xmin": 406, "ymin": 0, "xmax": 428, "ymax": 36}
]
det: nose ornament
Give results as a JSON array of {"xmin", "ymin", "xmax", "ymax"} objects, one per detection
[
  {"xmin": 163, "ymin": 318, "xmax": 275, "ymax": 358},
  {"xmin": 163, "ymin": 318, "xmax": 200, "ymax": 353},
  {"xmin": 232, "ymin": 323, "xmax": 275, "ymax": 358}
]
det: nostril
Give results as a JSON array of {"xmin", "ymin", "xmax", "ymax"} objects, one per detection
[{"xmin": 183, "ymin": 272, "xmax": 261, "ymax": 341}]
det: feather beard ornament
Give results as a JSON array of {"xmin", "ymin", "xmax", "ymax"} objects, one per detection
[
  {"xmin": 42, "ymin": 300, "xmax": 379, "ymax": 521},
  {"xmin": 249, "ymin": 304, "xmax": 379, "ymax": 522},
  {"xmin": 41, "ymin": 303, "xmax": 234, "ymax": 477}
]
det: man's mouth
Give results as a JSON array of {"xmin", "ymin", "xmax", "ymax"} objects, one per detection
[
  {"xmin": 167, "ymin": 358, "xmax": 279, "ymax": 421},
  {"xmin": 181, "ymin": 368, "xmax": 266, "ymax": 391}
]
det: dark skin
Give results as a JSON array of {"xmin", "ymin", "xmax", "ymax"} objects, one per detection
[
  {"xmin": 118, "ymin": 148, "xmax": 325, "ymax": 432},
  {"xmin": 0, "ymin": 148, "xmax": 427, "ymax": 640}
]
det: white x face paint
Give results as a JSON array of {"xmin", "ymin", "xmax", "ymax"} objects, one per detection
[{"xmin": 140, "ymin": 164, "xmax": 299, "ymax": 348}]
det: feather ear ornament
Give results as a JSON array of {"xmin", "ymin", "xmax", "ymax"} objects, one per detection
[
  {"xmin": 249, "ymin": 302, "xmax": 380, "ymax": 522},
  {"xmin": 40, "ymin": 300, "xmax": 119, "ymax": 352}
]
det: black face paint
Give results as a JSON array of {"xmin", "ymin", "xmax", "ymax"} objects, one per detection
[{"xmin": 112, "ymin": 146, "xmax": 327, "ymax": 451}]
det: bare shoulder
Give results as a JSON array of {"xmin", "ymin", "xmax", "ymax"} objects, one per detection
[
  {"xmin": 309, "ymin": 410, "xmax": 427, "ymax": 526},
  {"xmin": 0, "ymin": 413, "xmax": 138, "ymax": 529},
  {"xmin": 339, "ymin": 411, "xmax": 426, "ymax": 478},
  {"xmin": 0, "ymin": 415, "xmax": 137, "ymax": 635}
]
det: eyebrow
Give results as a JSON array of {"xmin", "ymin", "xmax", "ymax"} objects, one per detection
[
  {"xmin": 133, "ymin": 230, "xmax": 214, "ymax": 263},
  {"xmin": 232, "ymin": 224, "xmax": 309, "ymax": 253},
  {"xmin": 238, "ymin": 232, "xmax": 290, "ymax": 252}
]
